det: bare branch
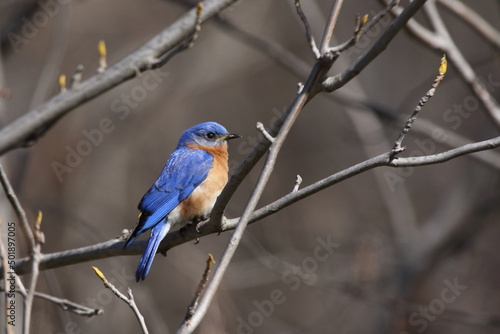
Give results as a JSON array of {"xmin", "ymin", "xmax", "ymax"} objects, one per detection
[
  {"xmin": 328, "ymin": 13, "xmax": 368, "ymax": 54},
  {"xmin": 0, "ymin": 0, "xmax": 239, "ymax": 156},
  {"xmin": 23, "ymin": 211, "xmax": 44, "ymax": 334},
  {"xmin": 322, "ymin": 0, "xmax": 428, "ymax": 93},
  {"xmin": 329, "ymin": 0, "xmax": 399, "ymax": 54},
  {"xmin": 150, "ymin": 2, "xmax": 204, "ymax": 69},
  {"xmin": 384, "ymin": 0, "xmax": 500, "ymax": 128},
  {"xmin": 245, "ymin": 135, "xmax": 500, "ymax": 228},
  {"xmin": 0, "ymin": 165, "xmax": 43, "ymax": 334},
  {"xmin": 182, "ymin": 254, "xmax": 215, "ymax": 322},
  {"xmin": 438, "ymin": 0, "xmax": 500, "ymax": 49},
  {"xmin": 92, "ymin": 267, "xmax": 149, "ymax": 334},
  {"xmin": 0, "ymin": 164, "xmax": 35, "ymax": 249},
  {"xmin": 256, "ymin": 122, "xmax": 275, "ymax": 143},
  {"xmin": 295, "ymin": 0, "xmax": 321, "ymax": 59},
  {"xmin": 319, "ymin": 0, "xmax": 344, "ymax": 53},
  {"xmin": 392, "ymin": 55, "xmax": 447, "ymax": 154},
  {"xmin": 34, "ymin": 291, "xmax": 102, "ymax": 317},
  {"xmin": 293, "ymin": 175, "xmax": 302, "ymax": 192}
]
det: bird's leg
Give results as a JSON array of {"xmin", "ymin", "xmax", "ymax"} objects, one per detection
[
  {"xmin": 192, "ymin": 217, "xmax": 202, "ymax": 244},
  {"xmin": 192, "ymin": 216, "xmax": 209, "ymax": 244},
  {"xmin": 192, "ymin": 217, "xmax": 203, "ymax": 233}
]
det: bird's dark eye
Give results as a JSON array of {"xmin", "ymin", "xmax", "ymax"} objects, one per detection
[{"xmin": 206, "ymin": 132, "xmax": 216, "ymax": 140}]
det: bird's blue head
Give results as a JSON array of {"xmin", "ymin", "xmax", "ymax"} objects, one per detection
[{"xmin": 177, "ymin": 122, "xmax": 241, "ymax": 149}]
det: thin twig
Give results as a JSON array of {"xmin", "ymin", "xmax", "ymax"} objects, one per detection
[
  {"xmin": 293, "ymin": 175, "xmax": 302, "ymax": 192},
  {"xmin": 438, "ymin": 0, "xmax": 500, "ymax": 49},
  {"xmin": 151, "ymin": 2, "xmax": 204, "ymax": 69},
  {"xmin": 295, "ymin": 0, "xmax": 321, "ymax": 59},
  {"xmin": 329, "ymin": 13, "xmax": 368, "ymax": 54},
  {"xmin": 23, "ymin": 211, "xmax": 44, "ymax": 334},
  {"xmin": 329, "ymin": 0, "xmax": 399, "ymax": 54},
  {"xmin": 0, "ymin": 164, "xmax": 35, "ymax": 249},
  {"xmin": 256, "ymin": 122, "xmax": 275, "ymax": 143},
  {"xmin": 392, "ymin": 55, "xmax": 447, "ymax": 154},
  {"xmin": 184, "ymin": 254, "xmax": 215, "ymax": 321},
  {"xmin": 384, "ymin": 0, "xmax": 500, "ymax": 128},
  {"xmin": 322, "ymin": 0, "xmax": 428, "ymax": 93},
  {"xmin": 34, "ymin": 291, "xmax": 103, "ymax": 317},
  {"xmin": 319, "ymin": 0, "xmax": 344, "ymax": 53},
  {"xmin": 92, "ymin": 267, "xmax": 149, "ymax": 334}
]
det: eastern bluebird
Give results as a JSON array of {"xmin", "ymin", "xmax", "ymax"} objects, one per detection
[{"xmin": 125, "ymin": 122, "xmax": 240, "ymax": 281}]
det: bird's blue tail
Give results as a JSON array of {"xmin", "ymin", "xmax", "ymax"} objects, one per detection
[{"xmin": 135, "ymin": 219, "xmax": 171, "ymax": 281}]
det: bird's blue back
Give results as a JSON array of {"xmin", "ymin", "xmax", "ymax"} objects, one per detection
[{"xmin": 125, "ymin": 148, "xmax": 213, "ymax": 246}]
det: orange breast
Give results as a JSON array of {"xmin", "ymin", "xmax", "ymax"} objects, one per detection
[{"xmin": 179, "ymin": 143, "xmax": 229, "ymax": 220}]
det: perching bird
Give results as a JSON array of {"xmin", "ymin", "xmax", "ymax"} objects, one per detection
[{"xmin": 125, "ymin": 122, "xmax": 240, "ymax": 281}]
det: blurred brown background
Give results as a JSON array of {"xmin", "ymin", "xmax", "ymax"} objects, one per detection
[{"xmin": 1, "ymin": 0, "xmax": 500, "ymax": 333}]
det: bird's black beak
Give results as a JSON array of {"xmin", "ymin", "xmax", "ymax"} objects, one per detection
[{"xmin": 226, "ymin": 133, "xmax": 241, "ymax": 140}]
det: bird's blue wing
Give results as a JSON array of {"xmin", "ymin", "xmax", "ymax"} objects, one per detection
[{"xmin": 125, "ymin": 149, "xmax": 213, "ymax": 246}]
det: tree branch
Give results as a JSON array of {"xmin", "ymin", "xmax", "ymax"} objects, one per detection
[
  {"xmin": 9, "ymin": 134, "xmax": 500, "ymax": 278},
  {"xmin": 321, "ymin": 0, "xmax": 428, "ymax": 93},
  {"xmin": 33, "ymin": 291, "xmax": 102, "ymax": 317},
  {"xmin": 438, "ymin": 0, "xmax": 500, "ymax": 49},
  {"xmin": 211, "ymin": 0, "xmax": 418, "ymax": 225},
  {"xmin": 383, "ymin": 0, "xmax": 500, "ymax": 128},
  {"xmin": 295, "ymin": 0, "xmax": 321, "ymax": 59},
  {"xmin": 392, "ymin": 55, "xmax": 447, "ymax": 154},
  {"xmin": 0, "ymin": 164, "xmax": 35, "ymax": 249},
  {"xmin": 92, "ymin": 267, "xmax": 149, "ymax": 334},
  {"xmin": 0, "ymin": 0, "xmax": 239, "ymax": 157}
]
